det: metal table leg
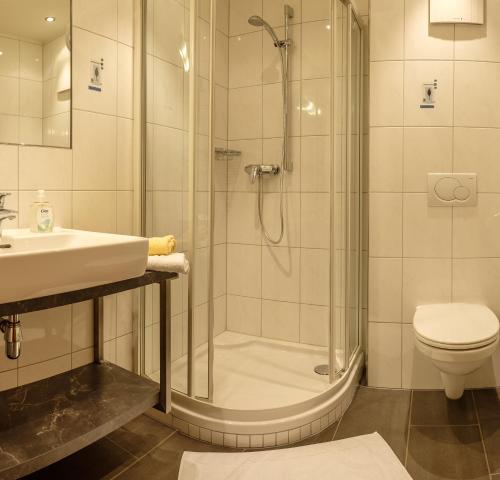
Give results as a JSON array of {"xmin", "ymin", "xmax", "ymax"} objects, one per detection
[
  {"xmin": 157, "ymin": 279, "xmax": 171, "ymax": 413},
  {"xmin": 93, "ymin": 297, "xmax": 104, "ymax": 363}
]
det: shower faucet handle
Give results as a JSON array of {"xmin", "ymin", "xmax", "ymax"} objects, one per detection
[{"xmin": 244, "ymin": 164, "xmax": 281, "ymax": 184}]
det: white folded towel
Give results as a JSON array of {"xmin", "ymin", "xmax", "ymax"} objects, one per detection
[{"xmin": 147, "ymin": 253, "xmax": 190, "ymax": 274}]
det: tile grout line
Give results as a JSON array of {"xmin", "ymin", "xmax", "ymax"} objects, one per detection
[
  {"xmin": 404, "ymin": 389, "xmax": 413, "ymax": 468},
  {"xmin": 471, "ymin": 390, "xmax": 493, "ymax": 476},
  {"xmin": 110, "ymin": 429, "xmax": 178, "ymax": 480}
]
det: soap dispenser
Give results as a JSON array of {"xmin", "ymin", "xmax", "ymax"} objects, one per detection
[{"xmin": 30, "ymin": 190, "xmax": 54, "ymax": 233}]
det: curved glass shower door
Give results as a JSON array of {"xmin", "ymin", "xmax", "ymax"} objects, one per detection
[{"xmin": 142, "ymin": 0, "xmax": 364, "ymax": 410}]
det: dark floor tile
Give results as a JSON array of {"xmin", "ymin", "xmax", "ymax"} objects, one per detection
[
  {"xmin": 22, "ymin": 437, "xmax": 134, "ymax": 480},
  {"xmin": 474, "ymin": 389, "xmax": 500, "ymax": 421},
  {"xmin": 481, "ymin": 418, "xmax": 500, "ymax": 474},
  {"xmin": 106, "ymin": 414, "xmax": 175, "ymax": 457},
  {"xmin": 406, "ymin": 426, "xmax": 490, "ymax": 480},
  {"xmin": 295, "ymin": 422, "xmax": 338, "ymax": 446},
  {"xmin": 333, "ymin": 387, "xmax": 411, "ymax": 462},
  {"xmin": 115, "ymin": 433, "xmax": 234, "ymax": 480},
  {"xmin": 411, "ymin": 390, "xmax": 477, "ymax": 426}
]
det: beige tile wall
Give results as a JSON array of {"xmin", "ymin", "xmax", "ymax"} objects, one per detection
[
  {"xmin": 0, "ymin": 0, "xmax": 136, "ymax": 391},
  {"xmin": 369, "ymin": 0, "xmax": 500, "ymax": 389}
]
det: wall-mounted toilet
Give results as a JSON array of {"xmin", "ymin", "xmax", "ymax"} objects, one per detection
[{"xmin": 413, "ymin": 303, "xmax": 499, "ymax": 400}]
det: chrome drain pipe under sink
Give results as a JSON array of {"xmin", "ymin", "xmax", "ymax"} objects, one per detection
[{"xmin": 0, "ymin": 316, "xmax": 22, "ymax": 360}]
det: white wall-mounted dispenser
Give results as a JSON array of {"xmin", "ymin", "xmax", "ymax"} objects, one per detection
[{"xmin": 430, "ymin": 0, "xmax": 484, "ymax": 24}]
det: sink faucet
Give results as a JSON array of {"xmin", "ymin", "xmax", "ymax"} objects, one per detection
[{"xmin": 0, "ymin": 193, "xmax": 17, "ymax": 240}]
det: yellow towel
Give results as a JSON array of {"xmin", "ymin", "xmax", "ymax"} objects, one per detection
[{"xmin": 148, "ymin": 235, "xmax": 177, "ymax": 256}]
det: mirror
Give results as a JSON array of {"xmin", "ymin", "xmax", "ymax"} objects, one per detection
[{"xmin": 0, "ymin": 0, "xmax": 71, "ymax": 148}]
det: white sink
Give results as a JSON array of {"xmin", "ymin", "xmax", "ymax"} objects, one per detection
[{"xmin": 0, "ymin": 228, "xmax": 149, "ymax": 304}]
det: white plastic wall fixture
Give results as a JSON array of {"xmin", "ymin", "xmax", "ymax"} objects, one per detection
[
  {"xmin": 427, "ymin": 173, "xmax": 477, "ymax": 207},
  {"xmin": 430, "ymin": 0, "xmax": 484, "ymax": 24}
]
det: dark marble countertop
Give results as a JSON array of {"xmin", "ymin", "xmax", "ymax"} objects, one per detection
[
  {"xmin": 0, "ymin": 270, "xmax": 178, "ymax": 316},
  {"xmin": 0, "ymin": 362, "xmax": 159, "ymax": 480}
]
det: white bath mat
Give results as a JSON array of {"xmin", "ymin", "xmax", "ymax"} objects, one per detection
[{"xmin": 178, "ymin": 432, "xmax": 413, "ymax": 480}]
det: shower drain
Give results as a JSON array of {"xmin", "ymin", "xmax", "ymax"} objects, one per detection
[{"xmin": 314, "ymin": 364, "xmax": 329, "ymax": 375}]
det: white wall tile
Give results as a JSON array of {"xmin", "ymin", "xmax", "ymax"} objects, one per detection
[
  {"xmin": 0, "ymin": 145, "xmax": 18, "ymax": 190},
  {"xmin": 73, "ymin": 110, "xmax": 117, "ymax": 190},
  {"xmin": 227, "ymin": 295, "xmax": 262, "ymax": 336},
  {"xmin": 403, "ymin": 127, "xmax": 453, "ymax": 192},
  {"xmin": 228, "ymin": 86, "xmax": 262, "ymax": 140},
  {"xmin": 455, "ymin": 61, "xmax": 500, "ymax": 128},
  {"xmin": 73, "ymin": 28, "xmax": 118, "ymax": 116},
  {"xmin": 19, "ymin": 146, "xmax": 72, "ymax": 190},
  {"xmin": 73, "ymin": 191, "xmax": 117, "ymax": 233},
  {"xmin": 229, "ymin": 0, "xmax": 262, "ymax": 36},
  {"xmin": 369, "ymin": 193, "xmax": 402, "ymax": 257},
  {"xmin": 117, "ymin": 43, "xmax": 134, "ymax": 119},
  {"xmin": 73, "ymin": 0, "xmax": 118, "ymax": 40},
  {"xmin": 263, "ymin": 0, "xmax": 301, "ymax": 27},
  {"xmin": 301, "ymin": 136, "xmax": 330, "ymax": 192},
  {"xmin": 403, "ymin": 193, "xmax": 452, "ymax": 258},
  {"xmin": 302, "ymin": 0, "xmax": 330, "ymax": 22},
  {"xmin": 118, "ymin": 0, "xmax": 135, "ymax": 46},
  {"xmin": 229, "ymin": 32, "xmax": 262, "ymax": 88},
  {"xmin": 300, "ymin": 248, "xmax": 330, "ymax": 306},
  {"xmin": 300, "ymin": 193, "xmax": 330, "ymax": 249},
  {"xmin": 301, "ymin": 78, "xmax": 330, "ymax": 136},
  {"xmin": 368, "ymin": 258, "xmax": 402, "ymax": 323},
  {"xmin": 369, "ymin": 127, "xmax": 403, "ymax": 192},
  {"xmin": 300, "ymin": 304, "xmax": 329, "ymax": 346},
  {"xmin": 404, "ymin": 61, "xmax": 454, "ymax": 127},
  {"xmin": 404, "ymin": 0, "xmax": 454, "ymax": 60},
  {"xmin": 402, "ymin": 258, "xmax": 452, "ymax": 324},
  {"xmin": 18, "ymin": 355, "xmax": 71, "ymax": 386},
  {"xmin": 370, "ymin": 62, "xmax": 404, "ymax": 126},
  {"xmin": 368, "ymin": 322, "xmax": 402, "ymax": 388},
  {"xmin": 453, "ymin": 194, "xmax": 500, "ymax": 258},
  {"xmin": 19, "ymin": 306, "xmax": 71, "ymax": 367},
  {"xmin": 301, "ymin": 21, "xmax": 331, "ymax": 80},
  {"xmin": 0, "ymin": 37, "xmax": 19, "ymax": 77},
  {"xmin": 370, "ymin": 0, "xmax": 404, "ymax": 61},
  {"xmin": 262, "ymin": 246, "xmax": 300, "ymax": 303},
  {"xmin": 455, "ymin": 0, "xmax": 500, "ymax": 62},
  {"xmin": 262, "ymin": 300, "xmax": 300, "ymax": 342},
  {"xmin": 454, "ymin": 128, "xmax": 500, "ymax": 193},
  {"xmin": 227, "ymin": 244, "xmax": 261, "ymax": 297}
]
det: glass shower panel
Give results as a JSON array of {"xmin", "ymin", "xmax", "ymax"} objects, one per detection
[
  {"xmin": 142, "ymin": 0, "xmax": 213, "ymax": 399},
  {"xmin": 332, "ymin": 0, "xmax": 349, "ymax": 374},
  {"xmin": 347, "ymin": 11, "xmax": 362, "ymax": 363}
]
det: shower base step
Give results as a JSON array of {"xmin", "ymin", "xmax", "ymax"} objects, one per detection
[{"xmin": 0, "ymin": 362, "xmax": 159, "ymax": 480}]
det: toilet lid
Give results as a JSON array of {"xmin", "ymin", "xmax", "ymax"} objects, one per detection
[{"xmin": 413, "ymin": 303, "xmax": 499, "ymax": 350}]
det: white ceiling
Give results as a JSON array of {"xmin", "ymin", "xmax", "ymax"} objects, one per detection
[{"xmin": 0, "ymin": 0, "xmax": 69, "ymax": 44}]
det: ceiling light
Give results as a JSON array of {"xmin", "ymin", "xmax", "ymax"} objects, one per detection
[
  {"xmin": 45, "ymin": 16, "xmax": 56, "ymax": 23},
  {"xmin": 0, "ymin": 52, "xmax": 3, "ymax": 56}
]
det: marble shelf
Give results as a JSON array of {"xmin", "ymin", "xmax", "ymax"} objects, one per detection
[{"xmin": 0, "ymin": 362, "xmax": 159, "ymax": 479}]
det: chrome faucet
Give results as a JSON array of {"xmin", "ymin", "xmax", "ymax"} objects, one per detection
[
  {"xmin": 0, "ymin": 193, "xmax": 17, "ymax": 240},
  {"xmin": 244, "ymin": 164, "xmax": 281, "ymax": 184}
]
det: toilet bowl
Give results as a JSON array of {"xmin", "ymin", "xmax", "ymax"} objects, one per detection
[{"xmin": 413, "ymin": 303, "xmax": 499, "ymax": 400}]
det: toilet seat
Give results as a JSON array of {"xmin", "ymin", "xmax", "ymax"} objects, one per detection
[{"xmin": 414, "ymin": 303, "xmax": 500, "ymax": 351}]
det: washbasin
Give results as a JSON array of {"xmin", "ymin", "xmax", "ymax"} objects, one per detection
[{"xmin": 0, "ymin": 228, "xmax": 149, "ymax": 304}]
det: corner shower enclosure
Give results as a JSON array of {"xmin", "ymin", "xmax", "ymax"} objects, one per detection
[{"xmin": 141, "ymin": 0, "xmax": 364, "ymax": 446}]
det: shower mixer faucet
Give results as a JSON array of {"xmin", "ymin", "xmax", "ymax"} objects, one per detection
[{"xmin": 244, "ymin": 164, "xmax": 280, "ymax": 184}]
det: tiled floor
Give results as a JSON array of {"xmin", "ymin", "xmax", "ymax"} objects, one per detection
[{"xmin": 23, "ymin": 387, "xmax": 500, "ymax": 480}]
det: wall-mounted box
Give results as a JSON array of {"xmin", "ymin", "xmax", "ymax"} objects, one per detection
[{"xmin": 430, "ymin": 0, "xmax": 484, "ymax": 24}]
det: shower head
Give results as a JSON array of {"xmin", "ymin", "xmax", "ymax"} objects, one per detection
[
  {"xmin": 247, "ymin": 15, "xmax": 281, "ymax": 47},
  {"xmin": 248, "ymin": 15, "xmax": 265, "ymax": 27}
]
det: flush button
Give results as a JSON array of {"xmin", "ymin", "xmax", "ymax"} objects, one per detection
[{"xmin": 428, "ymin": 173, "xmax": 477, "ymax": 207}]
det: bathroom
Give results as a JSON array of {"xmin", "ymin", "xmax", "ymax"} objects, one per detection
[{"xmin": 0, "ymin": 0, "xmax": 498, "ymax": 478}]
